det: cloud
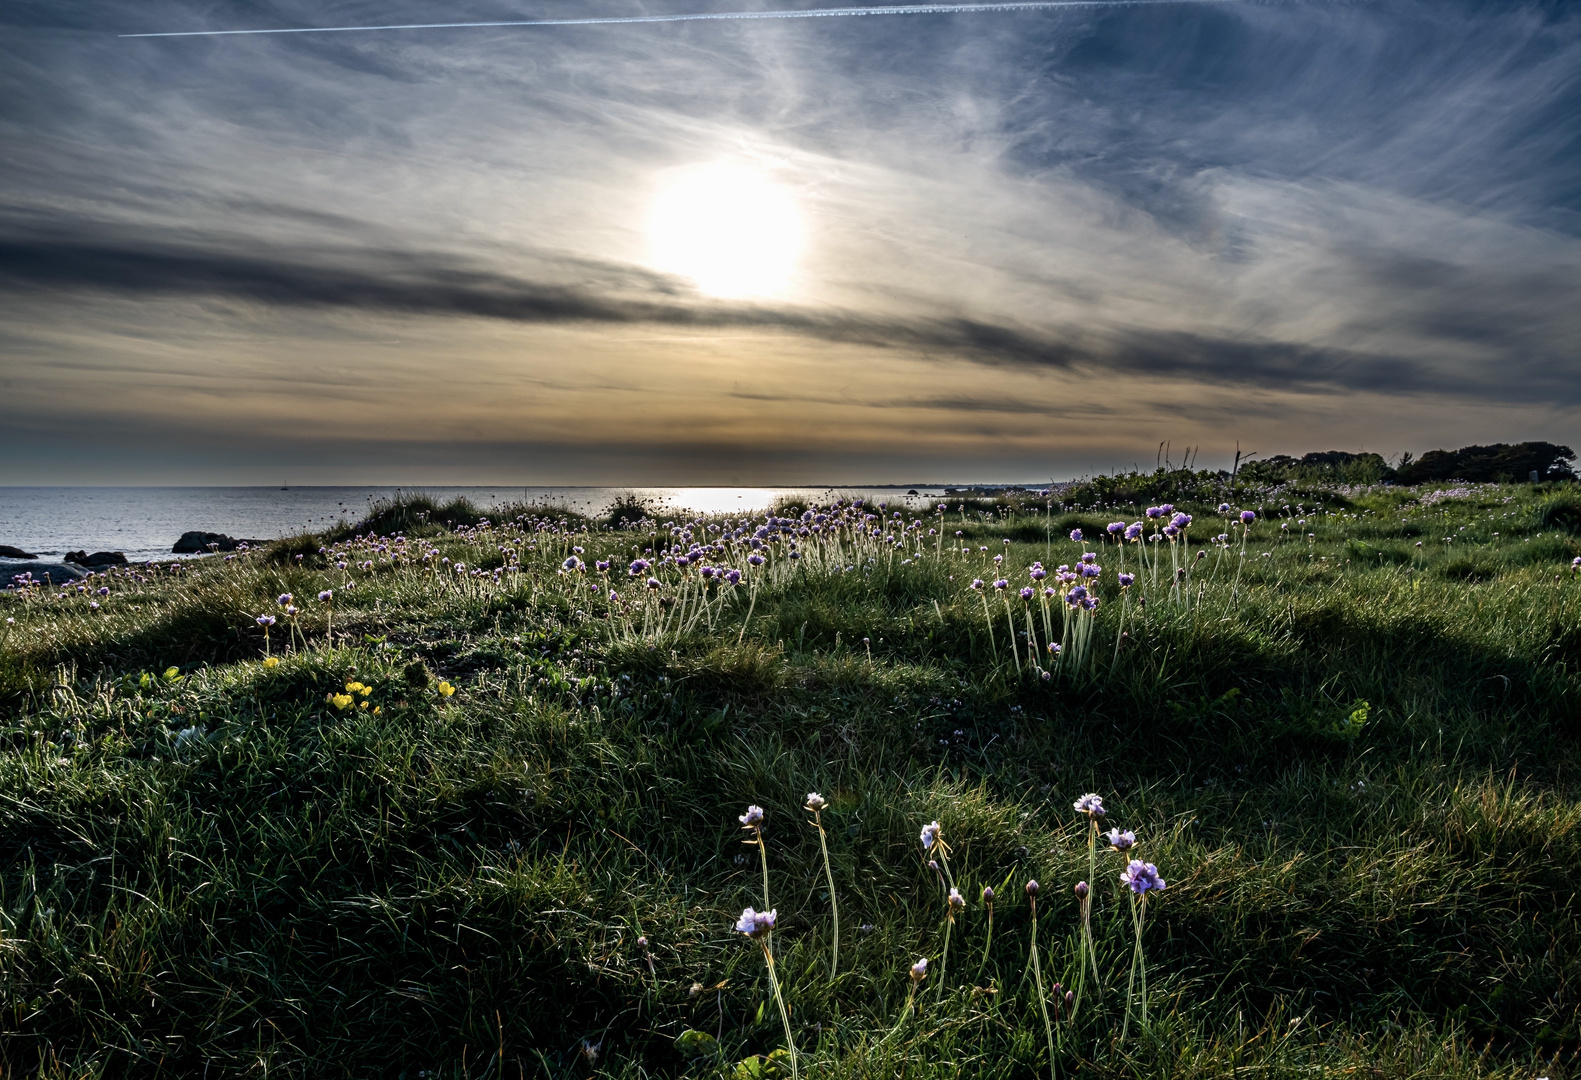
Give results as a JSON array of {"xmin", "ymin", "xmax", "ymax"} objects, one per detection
[
  {"xmin": 3, "ymin": 0, "xmax": 1580, "ymax": 483},
  {"xmin": 3, "ymin": 212, "xmax": 1577, "ymax": 405}
]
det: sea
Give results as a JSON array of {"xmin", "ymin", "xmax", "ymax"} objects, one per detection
[{"xmin": 0, "ymin": 485, "xmax": 1021, "ymax": 563}]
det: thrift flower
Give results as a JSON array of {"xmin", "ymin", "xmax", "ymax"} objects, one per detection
[
  {"xmin": 910, "ymin": 957, "xmax": 929, "ymax": 982},
  {"xmin": 805, "ymin": 793, "xmax": 827, "ymax": 812},
  {"xmin": 1106, "ymin": 828, "xmax": 1137, "ymax": 851},
  {"xmin": 734, "ymin": 907, "xmax": 777, "ymax": 939},
  {"xmin": 740, "ymin": 805, "xmax": 765, "ymax": 829},
  {"xmin": 920, "ymin": 820, "xmax": 940, "ymax": 852},
  {"xmin": 1074, "ymin": 793, "xmax": 1106, "ymax": 817},
  {"xmin": 1121, "ymin": 860, "xmax": 1165, "ymax": 894}
]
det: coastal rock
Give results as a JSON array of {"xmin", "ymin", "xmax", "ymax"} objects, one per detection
[
  {"xmin": 3, "ymin": 560, "xmax": 87, "ymax": 584},
  {"xmin": 0, "ymin": 545, "xmax": 37, "ymax": 559},
  {"xmin": 172, "ymin": 531, "xmax": 263, "ymax": 554},
  {"xmin": 65, "ymin": 550, "xmax": 129, "ymax": 567}
]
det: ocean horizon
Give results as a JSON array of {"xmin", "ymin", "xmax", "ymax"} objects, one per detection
[{"xmin": 0, "ymin": 483, "xmax": 1054, "ymax": 562}]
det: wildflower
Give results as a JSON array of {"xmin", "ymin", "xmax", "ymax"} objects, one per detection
[
  {"xmin": 981, "ymin": 885, "xmax": 994, "ymax": 903},
  {"xmin": 1218, "ymin": 503, "xmax": 1232, "ymax": 514},
  {"xmin": 910, "ymin": 957, "xmax": 929, "ymax": 982},
  {"xmin": 263, "ymin": 656, "xmax": 279, "ymax": 669},
  {"xmin": 437, "ymin": 681, "xmax": 455, "ymax": 697},
  {"xmin": 1074, "ymin": 880, "xmax": 1089, "ymax": 898},
  {"xmin": 1107, "ymin": 521, "xmax": 1125, "ymax": 535},
  {"xmin": 1120, "ymin": 860, "xmax": 1165, "ymax": 894},
  {"xmin": 1074, "ymin": 793, "xmax": 1106, "ymax": 817},
  {"xmin": 920, "ymin": 820, "xmax": 940, "ymax": 852},
  {"xmin": 993, "ymin": 578, "xmax": 1009, "ymax": 590},
  {"xmin": 1118, "ymin": 572, "xmax": 1135, "ymax": 587},
  {"xmin": 740, "ymin": 804, "xmax": 765, "ymax": 830},
  {"xmin": 1025, "ymin": 879, "xmax": 1039, "ymax": 897},
  {"xmin": 970, "ymin": 578, "xmax": 985, "ymax": 590},
  {"xmin": 562, "ymin": 555, "xmax": 584, "ymax": 572},
  {"xmin": 328, "ymin": 692, "xmax": 354, "ymax": 710},
  {"xmin": 948, "ymin": 886, "xmax": 964, "ymax": 913},
  {"xmin": 1069, "ymin": 528, "xmax": 1083, "ymax": 541},
  {"xmin": 804, "ymin": 792, "xmax": 827, "ymax": 812},
  {"xmin": 1240, "ymin": 510, "xmax": 1257, "ymax": 524},
  {"xmin": 1047, "ymin": 642, "xmax": 1061, "ymax": 654},
  {"xmin": 1019, "ymin": 586, "xmax": 1035, "ymax": 600},
  {"xmin": 318, "ymin": 590, "xmax": 333, "ymax": 602},
  {"xmin": 734, "ymin": 907, "xmax": 777, "ymax": 939},
  {"xmin": 97, "ymin": 586, "xmax": 110, "ymax": 596},
  {"xmin": 1106, "ymin": 828, "xmax": 1137, "ymax": 851},
  {"xmin": 277, "ymin": 593, "xmax": 293, "ymax": 606},
  {"xmin": 255, "ymin": 614, "xmax": 276, "ymax": 627}
]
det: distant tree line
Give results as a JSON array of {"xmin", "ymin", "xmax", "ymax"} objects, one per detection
[{"xmin": 1238, "ymin": 441, "xmax": 1576, "ymax": 486}]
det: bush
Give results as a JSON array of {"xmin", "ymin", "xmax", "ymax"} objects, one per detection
[{"xmin": 1396, "ymin": 442, "xmax": 1577, "ymax": 485}]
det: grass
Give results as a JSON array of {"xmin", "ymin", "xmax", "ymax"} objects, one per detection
[{"xmin": 1, "ymin": 482, "xmax": 1579, "ymax": 1078}]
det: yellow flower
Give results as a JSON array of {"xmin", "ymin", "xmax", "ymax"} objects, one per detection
[
  {"xmin": 263, "ymin": 656, "xmax": 280, "ymax": 669},
  {"xmin": 328, "ymin": 693, "xmax": 354, "ymax": 710},
  {"xmin": 345, "ymin": 680, "xmax": 364, "ymax": 693},
  {"xmin": 358, "ymin": 684, "xmax": 372, "ymax": 697},
  {"xmin": 373, "ymin": 706, "xmax": 382, "ymax": 715},
  {"xmin": 359, "ymin": 700, "xmax": 369, "ymax": 709},
  {"xmin": 437, "ymin": 681, "xmax": 456, "ymax": 697}
]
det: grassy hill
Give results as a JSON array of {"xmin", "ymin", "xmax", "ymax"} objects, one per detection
[{"xmin": 3, "ymin": 482, "xmax": 1579, "ymax": 1077}]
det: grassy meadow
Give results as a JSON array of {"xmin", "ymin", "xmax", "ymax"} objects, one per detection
[{"xmin": 2, "ymin": 479, "xmax": 1580, "ymax": 1078}]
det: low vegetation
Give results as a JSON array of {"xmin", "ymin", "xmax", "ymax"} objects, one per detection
[{"xmin": 2, "ymin": 479, "xmax": 1579, "ymax": 1077}]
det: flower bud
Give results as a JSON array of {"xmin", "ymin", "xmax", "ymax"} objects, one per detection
[
  {"xmin": 1025, "ymin": 879, "xmax": 1039, "ymax": 898},
  {"xmin": 1074, "ymin": 881, "xmax": 1089, "ymax": 898},
  {"xmin": 981, "ymin": 885, "xmax": 995, "ymax": 904}
]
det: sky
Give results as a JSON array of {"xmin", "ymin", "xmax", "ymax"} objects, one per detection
[{"xmin": 2, "ymin": 0, "xmax": 1578, "ymax": 485}]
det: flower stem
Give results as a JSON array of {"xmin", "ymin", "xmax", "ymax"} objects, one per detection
[
  {"xmin": 760, "ymin": 941, "xmax": 799, "ymax": 1080},
  {"xmin": 935, "ymin": 914, "xmax": 953, "ymax": 1004},
  {"xmin": 814, "ymin": 812, "xmax": 839, "ymax": 979},
  {"xmin": 1029, "ymin": 898, "xmax": 1057, "ymax": 1080}
]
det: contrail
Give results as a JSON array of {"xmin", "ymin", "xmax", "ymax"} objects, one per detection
[{"xmin": 120, "ymin": 0, "xmax": 1242, "ymax": 39}]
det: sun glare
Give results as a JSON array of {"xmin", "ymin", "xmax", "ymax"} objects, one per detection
[{"xmin": 648, "ymin": 163, "xmax": 803, "ymax": 299}]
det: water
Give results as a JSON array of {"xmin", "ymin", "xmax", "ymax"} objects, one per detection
[{"xmin": 0, "ymin": 485, "xmax": 1000, "ymax": 562}]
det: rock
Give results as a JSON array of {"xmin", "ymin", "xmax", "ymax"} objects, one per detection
[
  {"xmin": 65, "ymin": 550, "xmax": 128, "ymax": 567},
  {"xmin": 0, "ymin": 545, "xmax": 37, "ymax": 559},
  {"xmin": 3, "ymin": 560, "xmax": 87, "ymax": 584},
  {"xmin": 173, "ymin": 531, "xmax": 237, "ymax": 553},
  {"xmin": 170, "ymin": 532, "xmax": 268, "ymax": 554}
]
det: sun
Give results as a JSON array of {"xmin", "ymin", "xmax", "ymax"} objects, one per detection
[{"xmin": 648, "ymin": 163, "xmax": 803, "ymax": 299}]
